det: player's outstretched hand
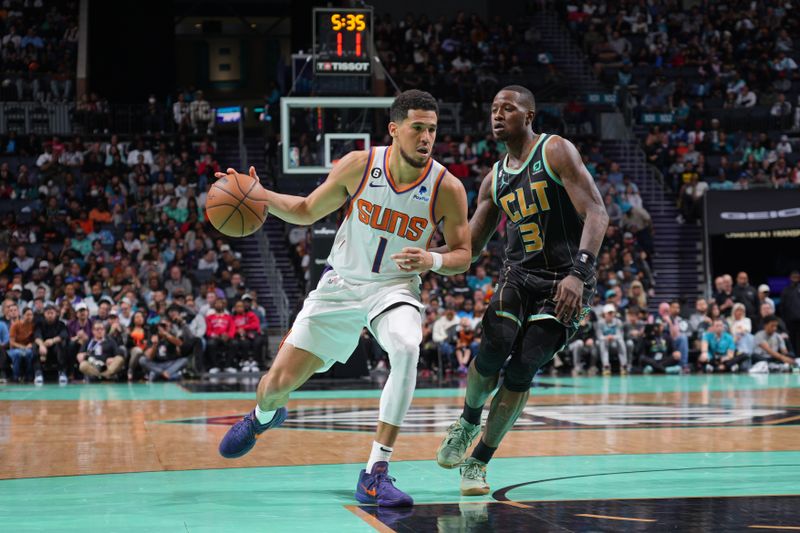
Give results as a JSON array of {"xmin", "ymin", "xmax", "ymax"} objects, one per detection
[
  {"xmin": 391, "ymin": 247, "xmax": 433, "ymax": 273},
  {"xmin": 554, "ymin": 274, "xmax": 583, "ymax": 324},
  {"xmin": 214, "ymin": 166, "xmax": 263, "ymax": 185}
]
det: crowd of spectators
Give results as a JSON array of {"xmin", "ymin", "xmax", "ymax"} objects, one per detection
[
  {"xmin": 412, "ymin": 268, "xmax": 798, "ymax": 378},
  {"xmin": 373, "ymin": 11, "xmax": 562, "ymax": 115},
  {"xmin": 564, "ymin": 0, "xmax": 800, "ymax": 223},
  {"xmin": 3, "ymin": 2, "xmax": 798, "ymax": 384},
  {"xmin": 0, "ymin": 0, "xmax": 77, "ymax": 102},
  {"xmin": 0, "ymin": 116, "xmax": 270, "ymax": 384},
  {"xmin": 72, "ymin": 88, "xmax": 216, "ymax": 137}
]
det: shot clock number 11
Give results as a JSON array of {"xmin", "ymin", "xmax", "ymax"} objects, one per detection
[{"xmin": 313, "ymin": 8, "xmax": 373, "ymax": 75}]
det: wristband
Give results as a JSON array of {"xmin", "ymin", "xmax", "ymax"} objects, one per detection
[
  {"xmin": 430, "ymin": 252, "xmax": 444, "ymax": 273},
  {"xmin": 569, "ymin": 249, "xmax": 597, "ymax": 282}
]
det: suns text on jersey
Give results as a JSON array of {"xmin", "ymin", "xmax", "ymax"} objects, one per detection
[{"xmin": 355, "ymin": 199, "xmax": 428, "ymax": 241}]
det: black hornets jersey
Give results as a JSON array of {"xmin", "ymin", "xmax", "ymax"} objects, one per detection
[{"xmin": 492, "ymin": 133, "xmax": 584, "ymax": 273}]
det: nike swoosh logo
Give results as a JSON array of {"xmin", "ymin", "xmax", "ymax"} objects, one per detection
[
  {"xmin": 360, "ymin": 484, "xmax": 377, "ymax": 497},
  {"xmin": 379, "ymin": 447, "xmax": 392, "ymax": 452},
  {"xmin": 368, "ymin": 183, "xmax": 386, "ymax": 187}
]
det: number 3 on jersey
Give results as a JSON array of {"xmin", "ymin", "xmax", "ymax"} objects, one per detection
[{"xmin": 519, "ymin": 222, "xmax": 543, "ymax": 252}]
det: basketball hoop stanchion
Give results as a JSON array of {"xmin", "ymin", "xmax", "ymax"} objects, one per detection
[
  {"xmin": 288, "ymin": 55, "xmax": 313, "ymax": 97},
  {"xmin": 373, "ymin": 55, "xmax": 402, "ymax": 95}
]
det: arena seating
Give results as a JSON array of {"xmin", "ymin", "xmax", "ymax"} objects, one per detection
[
  {"xmin": 0, "ymin": 0, "xmax": 78, "ymax": 103},
  {"xmin": 1, "ymin": 5, "xmax": 797, "ymax": 385},
  {"xmin": 562, "ymin": 0, "xmax": 800, "ymax": 206},
  {"xmin": 0, "ymin": 112, "xmax": 271, "ymax": 383}
]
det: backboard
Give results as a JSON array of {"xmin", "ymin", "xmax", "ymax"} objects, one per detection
[{"xmin": 280, "ymin": 96, "xmax": 394, "ymax": 175}]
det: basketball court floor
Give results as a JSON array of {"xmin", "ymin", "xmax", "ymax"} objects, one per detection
[{"xmin": 2, "ymin": 374, "xmax": 800, "ymax": 532}]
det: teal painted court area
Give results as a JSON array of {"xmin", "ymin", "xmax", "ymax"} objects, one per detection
[
  {"xmin": 2, "ymin": 373, "xmax": 800, "ymax": 401},
  {"xmin": 2, "ymin": 452, "xmax": 799, "ymax": 532}
]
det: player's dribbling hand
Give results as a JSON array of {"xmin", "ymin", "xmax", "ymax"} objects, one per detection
[
  {"xmin": 554, "ymin": 274, "xmax": 583, "ymax": 324},
  {"xmin": 214, "ymin": 166, "xmax": 262, "ymax": 185},
  {"xmin": 391, "ymin": 247, "xmax": 433, "ymax": 273}
]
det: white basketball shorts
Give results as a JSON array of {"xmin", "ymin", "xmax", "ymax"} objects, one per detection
[{"xmin": 283, "ymin": 269, "xmax": 424, "ymax": 372}]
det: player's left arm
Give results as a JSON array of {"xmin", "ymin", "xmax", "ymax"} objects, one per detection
[
  {"xmin": 391, "ymin": 173, "xmax": 471, "ymax": 275},
  {"xmin": 545, "ymin": 135, "xmax": 609, "ymax": 323}
]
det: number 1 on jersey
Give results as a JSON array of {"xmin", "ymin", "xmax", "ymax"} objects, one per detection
[{"xmin": 371, "ymin": 237, "xmax": 388, "ymax": 273}]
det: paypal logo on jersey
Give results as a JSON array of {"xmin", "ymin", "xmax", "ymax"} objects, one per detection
[{"xmin": 413, "ymin": 185, "xmax": 430, "ymax": 202}]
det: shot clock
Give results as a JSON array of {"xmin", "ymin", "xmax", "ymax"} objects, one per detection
[{"xmin": 313, "ymin": 7, "xmax": 373, "ymax": 76}]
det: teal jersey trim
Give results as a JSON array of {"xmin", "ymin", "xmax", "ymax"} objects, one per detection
[
  {"xmin": 491, "ymin": 161, "xmax": 499, "ymax": 206},
  {"xmin": 527, "ymin": 313, "xmax": 558, "ymax": 322},
  {"xmin": 496, "ymin": 310, "xmax": 522, "ymax": 327},
  {"xmin": 541, "ymin": 134, "xmax": 564, "ymax": 186},
  {"xmin": 501, "ymin": 133, "xmax": 547, "ymax": 175}
]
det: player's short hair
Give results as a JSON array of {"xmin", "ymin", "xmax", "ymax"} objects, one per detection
[
  {"xmin": 390, "ymin": 89, "xmax": 438, "ymax": 123},
  {"xmin": 500, "ymin": 85, "xmax": 536, "ymax": 111}
]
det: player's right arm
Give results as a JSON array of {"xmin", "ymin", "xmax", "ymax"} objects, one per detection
[
  {"xmin": 468, "ymin": 169, "xmax": 502, "ymax": 262},
  {"xmin": 429, "ymin": 169, "xmax": 500, "ymax": 263},
  {"xmin": 215, "ymin": 150, "xmax": 369, "ymax": 226}
]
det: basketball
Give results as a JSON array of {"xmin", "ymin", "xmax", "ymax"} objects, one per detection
[{"xmin": 205, "ymin": 172, "xmax": 269, "ymax": 237}]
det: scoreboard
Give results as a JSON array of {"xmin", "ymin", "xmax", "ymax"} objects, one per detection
[{"xmin": 313, "ymin": 7, "xmax": 373, "ymax": 76}]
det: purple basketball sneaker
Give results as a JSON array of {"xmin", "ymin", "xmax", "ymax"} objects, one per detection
[
  {"xmin": 355, "ymin": 461, "xmax": 413, "ymax": 507},
  {"xmin": 218, "ymin": 407, "xmax": 288, "ymax": 459}
]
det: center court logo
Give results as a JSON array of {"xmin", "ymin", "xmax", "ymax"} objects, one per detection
[
  {"xmin": 413, "ymin": 185, "xmax": 430, "ymax": 202},
  {"xmin": 164, "ymin": 404, "xmax": 797, "ymax": 433}
]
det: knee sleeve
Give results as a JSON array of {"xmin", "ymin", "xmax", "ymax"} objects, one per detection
[
  {"xmin": 474, "ymin": 303, "xmax": 521, "ymax": 377},
  {"xmin": 372, "ymin": 305, "xmax": 421, "ymax": 426},
  {"xmin": 504, "ymin": 320, "xmax": 566, "ymax": 392}
]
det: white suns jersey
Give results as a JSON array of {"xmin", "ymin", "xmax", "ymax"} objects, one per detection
[{"xmin": 327, "ymin": 146, "xmax": 447, "ymax": 284}]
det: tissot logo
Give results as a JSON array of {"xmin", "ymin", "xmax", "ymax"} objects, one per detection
[
  {"xmin": 317, "ymin": 61, "xmax": 370, "ymax": 72},
  {"xmin": 721, "ymin": 207, "xmax": 800, "ymax": 220},
  {"xmin": 165, "ymin": 404, "xmax": 795, "ymax": 433}
]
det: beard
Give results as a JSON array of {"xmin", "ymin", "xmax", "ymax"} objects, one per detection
[{"xmin": 398, "ymin": 146, "xmax": 428, "ymax": 168}]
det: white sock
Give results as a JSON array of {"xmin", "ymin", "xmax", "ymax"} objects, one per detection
[
  {"xmin": 366, "ymin": 441, "xmax": 393, "ymax": 473},
  {"xmin": 254, "ymin": 405, "xmax": 276, "ymax": 424}
]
